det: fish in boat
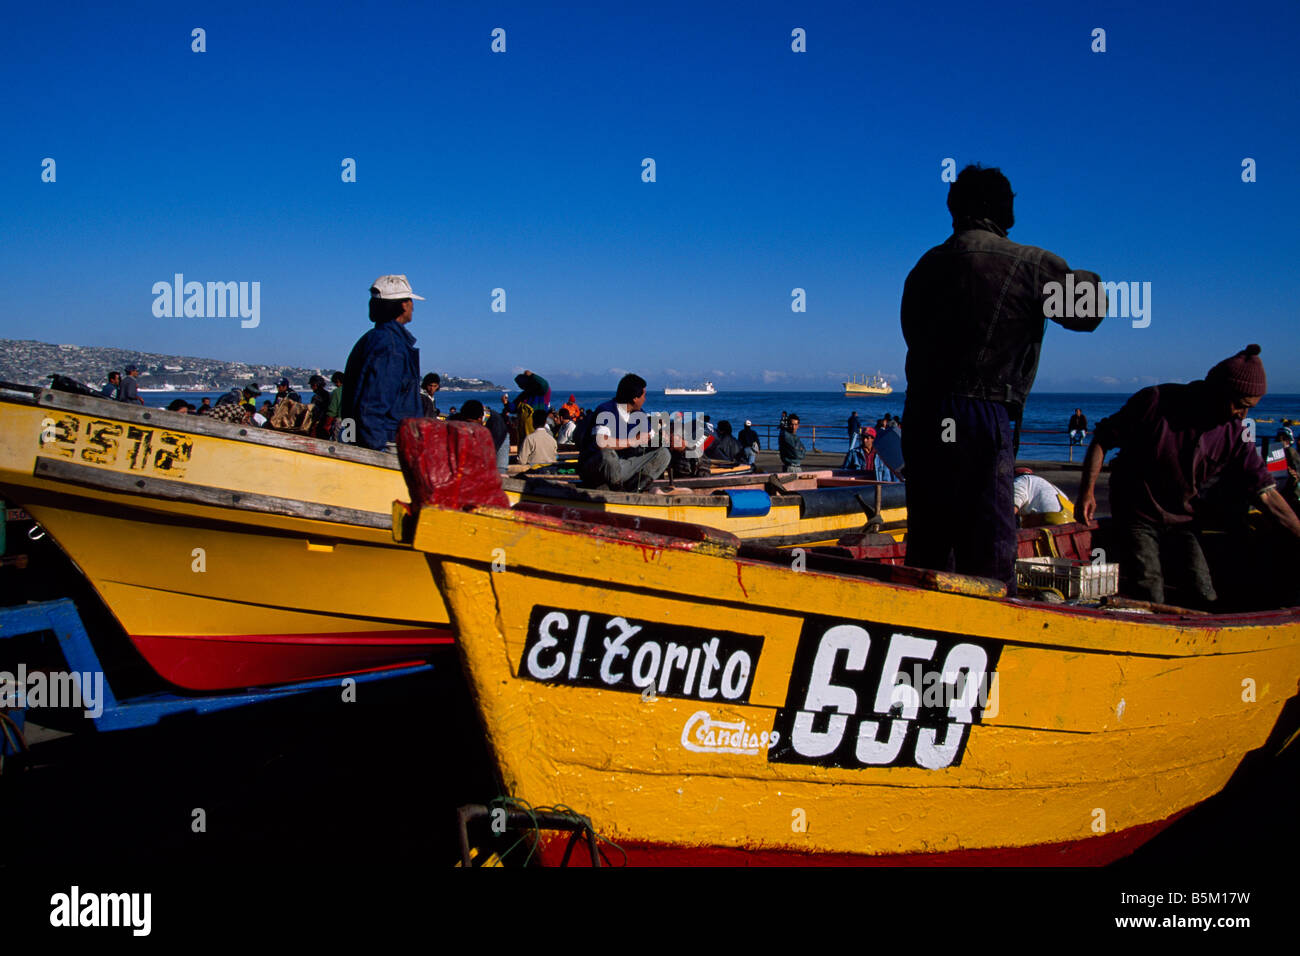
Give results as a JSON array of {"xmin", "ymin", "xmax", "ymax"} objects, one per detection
[
  {"xmin": 0, "ymin": 384, "xmax": 902, "ymax": 690},
  {"xmin": 395, "ymin": 417, "xmax": 1300, "ymax": 866}
]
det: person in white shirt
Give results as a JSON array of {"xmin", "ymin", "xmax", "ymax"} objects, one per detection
[
  {"xmin": 519, "ymin": 416, "xmax": 559, "ymax": 466},
  {"xmin": 555, "ymin": 409, "xmax": 577, "ymax": 445},
  {"xmin": 1013, "ymin": 469, "xmax": 1075, "ymax": 525},
  {"xmin": 578, "ymin": 373, "xmax": 672, "ymax": 491}
]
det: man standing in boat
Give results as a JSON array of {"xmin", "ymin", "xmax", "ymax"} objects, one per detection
[
  {"xmin": 118, "ymin": 364, "xmax": 145, "ymax": 404},
  {"xmin": 1076, "ymin": 344, "xmax": 1300, "ymax": 607},
  {"xmin": 343, "ymin": 275, "xmax": 423, "ymax": 451},
  {"xmin": 512, "ymin": 370, "xmax": 551, "ymax": 412},
  {"xmin": 900, "ymin": 164, "xmax": 1105, "ymax": 593},
  {"xmin": 779, "ymin": 413, "xmax": 806, "ymax": 473}
]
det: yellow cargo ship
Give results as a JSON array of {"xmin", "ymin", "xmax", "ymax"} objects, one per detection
[{"xmin": 843, "ymin": 374, "xmax": 893, "ymax": 396}]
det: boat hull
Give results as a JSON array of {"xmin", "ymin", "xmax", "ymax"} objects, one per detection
[
  {"xmin": 0, "ymin": 389, "xmax": 454, "ymax": 689},
  {"xmin": 536, "ymin": 809, "xmax": 1190, "ymax": 867},
  {"xmin": 11, "ymin": 482, "xmax": 454, "ymax": 690},
  {"xmin": 409, "ymin": 499, "xmax": 1300, "ymax": 865}
]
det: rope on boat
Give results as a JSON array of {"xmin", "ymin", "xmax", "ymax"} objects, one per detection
[{"xmin": 488, "ymin": 795, "xmax": 627, "ymax": 867}]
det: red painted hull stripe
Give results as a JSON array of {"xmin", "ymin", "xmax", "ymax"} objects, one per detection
[
  {"xmin": 132, "ymin": 628, "xmax": 455, "ymax": 647},
  {"xmin": 127, "ymin": 629, "xmax": 454, "ymax": 691},
  {"xmin": 539, "ymin": 809, "xmax": 1190, "ymax": 867}
]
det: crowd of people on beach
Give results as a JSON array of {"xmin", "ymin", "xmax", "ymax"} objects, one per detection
[
  {"xmin": 91, "ymin": 212, "xmax": 1300, "ymax": 611},
  {"xmin": 93, "ymin": 273, "xmax": 913, "ymax": 492}
]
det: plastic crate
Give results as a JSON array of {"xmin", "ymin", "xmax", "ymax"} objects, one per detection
[{"xmin": 1015, "ymin": 557, "xmax": 1119, "ymax": 600}]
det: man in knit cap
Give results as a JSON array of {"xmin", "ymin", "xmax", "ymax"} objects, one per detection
[{"xmin": 1076, "ymin": 344, "xmax": 1300, "ymax": 607}]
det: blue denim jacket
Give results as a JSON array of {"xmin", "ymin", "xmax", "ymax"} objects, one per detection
[
  {"xmin": 342, "ymin": 319, "xmax": 421, "ymax": 450},
  {"xmin": 901, "ymin": 218, "xmax": 1104, "ymax": 417}
]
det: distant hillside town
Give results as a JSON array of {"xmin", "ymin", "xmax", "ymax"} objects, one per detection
[{"xmin": 0, "ymin": 339, "xmax": 501, "ymax": 392}]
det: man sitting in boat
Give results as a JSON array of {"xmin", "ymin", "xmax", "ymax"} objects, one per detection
[
  {"xmin": 554, "ymin": 408, "xmax": 577, "ymax": 445},
  {"xmin": 208, "ymin": 399, "xmax": 251, "ymax": 425},
  {"xmin": 273, "ymin": 377, "xmax": 301, "ymax": 405},
  {"xmin": 1013, "ymin": 468, "xmax": 1074, "ymax": 526},
  {"xmin": 1076, "ymin": 344, "xmax": 1300, "ymax": 608},
  {"xmin": 100, "ymin": 370, "xmax": 121, "ymax": 400},
  {"xmin": 307, "ymin": 375, "xmax": 331, "ymax": 436},
  {"xmin": 215, "ymin": 382, "xmax": 261, "ymax": 409},
  {"xmin": 705, "ymin": 420, "xmax": 745, "ymax": 467},
  {"xmin": 518, "ymin": 412, "xmax": 558, "ymax": 467},
  {"xmin": 577, "ymin": 373, "xmax": 672, "ymax": 492}
]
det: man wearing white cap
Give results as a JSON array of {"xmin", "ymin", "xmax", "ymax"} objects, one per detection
[{"xmin": 342, "ymin": 275, "xmax": 424, "ymax": 450}]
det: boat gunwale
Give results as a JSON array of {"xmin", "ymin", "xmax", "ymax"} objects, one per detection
[
  {"xmin": 7, "ymin": 390, "xmax": 902, "ymax": 515},
  {"xmin": 12, "ymin": 387, "xmax": 400, "ymax": 468},
  {"xmin": 505, "ymin": 473, "xmax": 906, "ymax": 513},
  {"xmin": 29, "ymin": 456, "xmax": 392, "ymax": 529},
  {"xmin": 434, "ymin": 503, "xmax": 1300, "ymax": 634}
]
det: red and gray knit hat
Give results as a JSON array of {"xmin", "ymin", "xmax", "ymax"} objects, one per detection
[{"xmin": 1206, "ymin": 344, "xmax": 1267, "ymax": 398}]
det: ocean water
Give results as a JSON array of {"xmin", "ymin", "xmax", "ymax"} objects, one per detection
[{"xmin": 149, "ymin": 387, "xmax": 1300, "ymax": 462}]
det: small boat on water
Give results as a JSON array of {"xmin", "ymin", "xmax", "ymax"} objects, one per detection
[
  {"xmin": 0, "ymin": 384, "xmax": 903, "ymax": 690},
  {"xmin": 396, "ymin": 417, "xmax": 1300, "ymax": 866},
  {"xmin": 664, "ymin": 382, "xmax": 716, "ymax": 396}
]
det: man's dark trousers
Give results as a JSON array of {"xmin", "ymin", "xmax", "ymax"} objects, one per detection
[{"xmin": 902, "ymin": 394, "xmax": 1018, "ymax": 595}]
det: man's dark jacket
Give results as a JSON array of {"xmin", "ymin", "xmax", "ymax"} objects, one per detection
[
  {"xmin": 778, "ymin": 427, "xmax": 805, "ymax": 467},
  {"xmin": 707, "ymin": 434, "xmax": 743, "ymax": 463},
  {"xmin": 901, "ymin": 217, "xmax": 1104, "ymax": 416},
  {"xmin": 342, "ymin": 319, "xmax": 421, "ymax": 450}
]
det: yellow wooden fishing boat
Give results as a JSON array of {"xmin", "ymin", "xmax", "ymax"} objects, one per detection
[
  {"xmin": 0, "ymin": 384, "xmax": 452, "ymax": 690},
  {"xmin": 0, "ymin": 385, "xmax": 901, "ymax": 689},
  {"xmin": 397, "ymin": 418, "xmax": 1300, "ymax": 866},
  {"xmin": 512, "ymin": 472, "xmax": 907, "ymax": 548}
]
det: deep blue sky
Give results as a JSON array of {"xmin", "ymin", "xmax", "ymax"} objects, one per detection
[{"xmin": 3, "ymin": 1, "xmax": 1297, "ymax": 392}]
